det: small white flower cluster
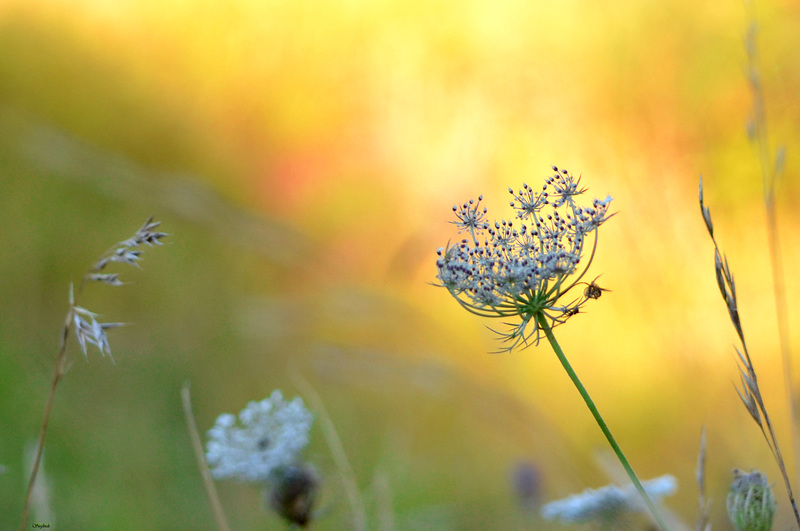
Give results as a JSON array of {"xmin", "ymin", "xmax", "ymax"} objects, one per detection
[
  {"xmin": 541, "ymin": 474, "xmax": 677, "ymax": 524},
  {"xmin": 206, "ymin": 391, "xmax": 313, "ymax": 483},
  {"xmin": 435, "ymin": 166, "xmax": 613, "ymax": 350}
]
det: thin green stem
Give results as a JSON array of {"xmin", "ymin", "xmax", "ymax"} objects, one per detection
[{"xmin": 536, "ymin": 312, "xmax": 667, "ymax": 531}]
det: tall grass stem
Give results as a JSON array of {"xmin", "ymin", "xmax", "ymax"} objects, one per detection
[
  {"xmin": 292, "ymin": 372, "xmax": 367, "ymax": 531},
  {"xmin": 745, "ymin": 5, "xmax": 799, "ymax": 490},
  {"xmin": 181, "ymin": 382, "xmax": 231, "ymax": 531},
  {"xmin": 19, "ymin": 216, "xmax": 165, "ymax": 530},
  {"xmin": 19, "ymin": 312, "xmax": 71, "ymax": 531}
]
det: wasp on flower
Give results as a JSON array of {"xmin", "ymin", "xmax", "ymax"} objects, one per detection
[{"xmin": 435, "ymin": 166, "xmax": 614, "ymax": 351}]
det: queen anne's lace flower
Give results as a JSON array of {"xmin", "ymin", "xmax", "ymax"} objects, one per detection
[
  {"xmin": 541, "ymin": 475, "xmax": 677, "ymax": 524},
  {"xmin": 206, "ymin": 391, "xmax": 313, "ymax": 483},
  {"xmin": 435, "ymin": 166, "xmax": 614, "ymax": 350}
]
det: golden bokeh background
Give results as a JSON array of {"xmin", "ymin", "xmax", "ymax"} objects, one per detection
[{"xmin": 2, "ymin": 0, "xmax": 800, "ymax": 528}]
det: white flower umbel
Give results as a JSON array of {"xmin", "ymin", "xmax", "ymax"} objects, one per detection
[
  {"xmin": 206, "ymin": 391, "xmax": 313, "ymax": 483},
  {"xmin": 435, "ymin": 166, "xmax": 614, "ymax": 351},
  {"xmin": 541, "ymin": 474, "xmax": 677, "ymax": 524}
]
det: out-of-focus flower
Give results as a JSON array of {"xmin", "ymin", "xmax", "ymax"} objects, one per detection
[
  {"xmin": 205, "ymin": 391, "xmax": 313, "ymax": 483},
  {"xmin": 541, "ymin": 474, "xmax": 677, "ymax": 524},
  {"xmin": 510, "ymin": 460, "xmax": 543, "ymax": 510}
]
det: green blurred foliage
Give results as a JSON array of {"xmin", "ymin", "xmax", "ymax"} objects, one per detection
[{"xmin": 1, "ymin": 0, "xmax": 800, "ymax": 529}]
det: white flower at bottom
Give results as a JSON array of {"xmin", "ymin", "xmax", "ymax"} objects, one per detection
[
  {"xmin": 541, "ymin": 474, "xmax": 677, "ymax": 524},
  {"xmin": 205, "ymin": 390, "xmax": 313, "ymax": 483}
]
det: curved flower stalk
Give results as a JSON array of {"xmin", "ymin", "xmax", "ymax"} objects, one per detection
[
  {"xmin": 435, "ymin": 167, "xmax": 667, "ymax": 530},
  {"xmin": 435, "ymin": 167, "xmax": 613, "ymax": 351}
]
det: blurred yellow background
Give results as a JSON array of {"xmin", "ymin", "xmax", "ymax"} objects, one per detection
[{"xmin": 1, "ymin": 0, "xmax": 800, "ymax": 528}]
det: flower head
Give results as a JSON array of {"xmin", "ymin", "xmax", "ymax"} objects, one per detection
[
  {"xmin": 268, "ymin": 464, "xmax": 320, "ymax": 527},
  {"xmin": 450, "ymin": 195, "xmax": 489, "ymax": 239},
  {"xmin": 541, "ymin": 474, "xmax": 677, "ymax": 524},
  {"xmin": 435, "ymin": 166, "xmax": 614, "ymax": 350},
  {"xmin": 205, "ymin": 391, "xmax": 313, "ymax": 483}
]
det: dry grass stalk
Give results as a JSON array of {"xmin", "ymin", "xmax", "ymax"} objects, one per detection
[
  {"xmin": 19, "ymin": 217, "xmax": 166, "ymax": 530},
  {"xmin": 744, "ymin": 2, "xmax": 798, "ymax": 491},
  {"xmin": 696, "ymin": 426, "xmax": 711, "ymax": 531},
  {"xmin": 291, "ymin": 372, "xmax": 367, "ymax": 531},
  {"xmin": 699, "ymin": 181, "xmax": 800, "ymax": 527},
  {"xmin": 181, "ymin": 382, "xmax": 231, "ymax": 531}
]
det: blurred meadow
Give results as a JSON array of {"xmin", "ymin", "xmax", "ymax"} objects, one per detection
[{"xmin": 2, "ymin": 0, "xmax": 800, "ymax": 528}]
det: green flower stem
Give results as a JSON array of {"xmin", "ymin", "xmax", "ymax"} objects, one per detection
[{"xmin": 536, "ymin": 312, "xmax": 668, "ymax": 531}]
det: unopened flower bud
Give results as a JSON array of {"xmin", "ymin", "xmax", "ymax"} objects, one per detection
[
  {"xmin": 727, "ymin": 469, "xmax": 776, "ymax": 531},
  {"xmin": 268, "ymin": 464, "xmax": 319, "ymax": 527}
]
